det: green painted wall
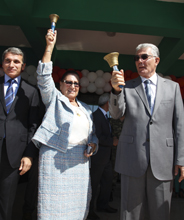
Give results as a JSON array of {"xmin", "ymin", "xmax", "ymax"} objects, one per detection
[{"xmin": 0, "ymin": 0, "xmax": 184, "ymax": 77}]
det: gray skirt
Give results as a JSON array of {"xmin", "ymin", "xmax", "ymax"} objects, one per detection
[{"xmin": 38, "ymin": 143, "xmax": 91, "ymax": 220}]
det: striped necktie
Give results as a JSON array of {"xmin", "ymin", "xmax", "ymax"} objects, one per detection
[
  {"xmin": 144, "ymin": 80, "xmax": 152, "ymax": 110},
  {"xmin": 5, "ymin": 79, "xmax": 15, "ymax": 113}
]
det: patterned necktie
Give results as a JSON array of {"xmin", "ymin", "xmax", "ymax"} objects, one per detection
[
  {"xmin": 144, "ymin": 80, "xmax": 152, "ymax": 110},
  {"xmin": 5, "ymin": 79, "xmax": 15, "ymax": 113}
]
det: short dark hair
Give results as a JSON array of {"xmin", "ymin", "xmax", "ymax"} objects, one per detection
[
  {"xmin": 2, "ymin": 47, "xmax": 25, "ymax": 63},
  {"xmin": 60, "ymin": 70, "xmax": 80, "ymax": 82}
]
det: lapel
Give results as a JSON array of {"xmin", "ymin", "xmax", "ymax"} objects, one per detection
[
  {"xmin": 152, "ymin": 75, "xmax": 165, "ymax": 116},
  {"xmin": 58, "ymin": 90, "xmax": 72, "ymax": 110},
  {"xmin": 133, "ymin": 76, "xmax": 151, "ymax": 115},
  {"xmin": 0, "ymin": 76, "xmax": 6, "ymax": 112}
]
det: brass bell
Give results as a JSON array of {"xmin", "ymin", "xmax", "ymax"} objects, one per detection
[
  {"xmin": 49, "ymin": 14, "xmax": 59, "ymax": 24},
  {"xmin": 104, "ymin": 52, "xmax": 123, "ymax": 88},
  {"xmin": 103, "ymin": 52, "xmax": 119, "ymax": 68}
]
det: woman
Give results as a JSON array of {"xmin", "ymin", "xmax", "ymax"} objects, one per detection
[{"xmin": 32, "ymin": 29, "xmax": 98, "ymax": 220}]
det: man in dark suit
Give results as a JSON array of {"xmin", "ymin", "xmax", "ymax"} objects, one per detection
[
  {"xmin": 110, "ymin": 43, "xmax": 184, "ymax": 220},
  {"xmin": 87, "ymin": 93, "xmax": 118, "ymax": 220},
  {"xmin": 0, "ymin": 47, "xmax": 40, "ymax": 220}
]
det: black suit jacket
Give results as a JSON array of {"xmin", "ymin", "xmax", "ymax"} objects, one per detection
[
  {"xmin": 0, "ymin": 76, "xmax": 40, "ymax": 168},
  {"xmin": 91, "ymin": 108, "xmax": 113, "ymax": 164}
]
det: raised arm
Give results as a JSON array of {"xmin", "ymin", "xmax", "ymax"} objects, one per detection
[
  {"xmin": 109, "ymin": 69, "xmax": 126, "ymax": 119},
  {"xmin": 42, "ymin": 29, "xmax": 57, "ymax": 63}
]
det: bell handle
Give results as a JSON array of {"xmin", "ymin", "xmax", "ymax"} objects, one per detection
[{"xmin": 112, "ymin": 66, "xmax": 123, "ymax": 88}]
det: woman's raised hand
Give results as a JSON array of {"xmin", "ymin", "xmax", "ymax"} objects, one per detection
[
  {"xmin": 42, "ymin": 29, "xmax": 57, "ymax": 63},
  {"xmin": 45, "ymin": 29, "xmax": 57, "ymax": 49}
]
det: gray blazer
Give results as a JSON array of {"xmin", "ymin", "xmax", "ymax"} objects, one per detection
[
  {"xmin": 32, "ymin": 61, "xmax": 98, "ymax": 153},
  {"xmin": 109, "ymin": 74, "xmax": 184, "ymax": 181}
]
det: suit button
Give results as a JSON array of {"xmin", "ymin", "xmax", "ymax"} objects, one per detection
[
  {"xmin": 150, "ymin": 121, "xmax": 153, "ymax": 125},
  {"xmin": 146, "ymin": 138, "xmax": 150, "ymax": 142}
]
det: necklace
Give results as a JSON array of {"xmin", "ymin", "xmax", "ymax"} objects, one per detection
[
  {"xmin": 76, "ymin": 112, "xmax": 81, "ymax": 117},
  {"xmin": 73, "ymin": 106, "xmax": 81, "ymax": 117}
]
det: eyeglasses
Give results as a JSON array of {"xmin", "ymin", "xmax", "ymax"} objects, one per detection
[
  {"xmin": 134, "ymin": 54, "xmax": 156, "ymax": 62},
  {"xmin": 63, "ymin": 80, "xmax": 80, "ymax": 87}
]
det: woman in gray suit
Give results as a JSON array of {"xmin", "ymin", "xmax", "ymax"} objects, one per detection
[{"xmin": 32, "ymin": 29, "xmax": 98, "ymax": 220}]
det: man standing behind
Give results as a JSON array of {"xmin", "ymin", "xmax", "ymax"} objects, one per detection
[
  {"xmin": 88, "ymin": 93, "xmax": 118, "ymax": 220},
  {"xmin": 109, "ymin": 43, "xmax": 184, "ymax": 220},
  {"xmin": 110, "ymin": 115, "xmax": 125, "ymax": 184},
  {"xmin": 0, "ymin": 47, "xmax": 40, "ymax": 220}
]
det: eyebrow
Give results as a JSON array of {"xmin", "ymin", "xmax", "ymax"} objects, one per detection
[
  {"xmin": 4, "ymin": 58, "xmax": 22, "ymax": 63},
  {"xmin": 65, "ymin": 80, "xmax": 79, "ymax": 82}
]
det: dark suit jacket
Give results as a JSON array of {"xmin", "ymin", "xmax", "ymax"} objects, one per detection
[
  {"xmin": 0, "ymin": 76, "xmax": 40, "ymax": 168},
  {"xmin": 91, "ymin": 108, "xmax": 113, "ymax": 164}
]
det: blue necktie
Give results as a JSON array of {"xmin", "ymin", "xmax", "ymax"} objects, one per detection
[
  {"xmin": 144, "ymin": 80, "xmax": 152, "ymax": 110},
  {"xmin": 5, "ymin": 79, "xmax": 15, "ymax": 113}
]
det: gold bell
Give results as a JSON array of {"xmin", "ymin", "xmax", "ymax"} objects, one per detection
[
  {"xmin": 103, "ymin": 52, "xmax": 119, "ymax": 68},
  {"xmin": 49, "ymin": 14, "xmax": 59, "ymax": 24}
]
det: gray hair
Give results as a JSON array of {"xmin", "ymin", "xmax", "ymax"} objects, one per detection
[
  {"xmin": 135, "ymin": 43, "xmax": 160, "ymax": 57},
  {"xmin": 2, "ymin": 47, "xmax": 25, "ymax": 63},
  {"xmin": 98, "ymin": 93, "xmax": 110, "ymax": 106}
]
